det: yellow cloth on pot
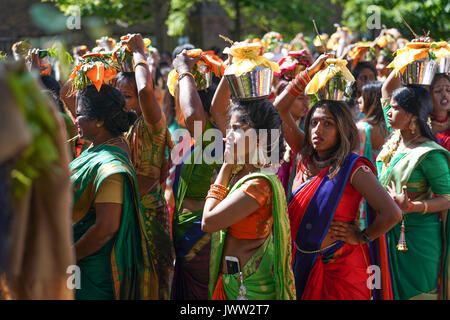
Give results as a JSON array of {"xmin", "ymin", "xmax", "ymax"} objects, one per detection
[
  {"xmin": 387, "ymin": 42, "xmax": 433, "ymax": 74},
  {"xmin": 224, "ymin": 42, "xmax": 280, "ymax": 77},
  {"xmin": 305, "ymin": 59, "xmax": 355, "ymax": 95}
]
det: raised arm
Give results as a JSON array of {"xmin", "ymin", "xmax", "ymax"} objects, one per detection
[
  {"xmin": 381, "ymin": 66, "xmax": 402, "ymax": 99},
  {"xmin": 172, "ymin": 51, "xmax": 206, "ymax": 135},
  {"xmin": 210, "ymin": 76, "xmax": 231, "ymax": 136},
  {"xmin": 123, "ymin": 34, "xmax": 162, "ymax": 125},
  {"xmin": 274, "ymin": 53, "xmax": 333, "ymax": 154},
  {"xmin": 202, "ymin": 163, "xmax": 261, "ymax": 233}
]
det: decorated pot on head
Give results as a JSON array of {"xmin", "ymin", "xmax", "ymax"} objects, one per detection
[
  {"xmin": 167, "ymin": 48, "xmax": 225, "ymax": 96},
  {"xmin": 223, "ymin": 41, "xmax": 280, "ymax": 100},
  {"xmin": 112, "ymin": 35, "xmax": 135, "ymax": 73},
  {"xmin": 70, "ymin": 52, "xmax": 118, "ymax": 91},
  {"xmin": 388, "ymin": 41, "xmax": 449, "ymax": 85},
  {"xmin": 347, "ymin": 42, "xmax": 376, "ymax": 69},
  {"xmin": 275, "ymin": 50, "xmax": 311, "ymax": 80},
  {"xmin": 305, "ymin": 58, "xmax": 355, "ymax": 101}
]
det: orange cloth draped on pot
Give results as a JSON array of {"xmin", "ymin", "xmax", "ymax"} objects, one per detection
[
  {"xmin": 167, "ymin": 49, "xmax": 225, "ymax": 96},
  {"xmin": 70, "ymin": 53, "xmax": 117, "ymax": 92}
]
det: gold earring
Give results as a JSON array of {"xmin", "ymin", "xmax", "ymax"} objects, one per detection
[{"xmin": 409, "ymin": 121, "xmax": 416, "ymax": 135}]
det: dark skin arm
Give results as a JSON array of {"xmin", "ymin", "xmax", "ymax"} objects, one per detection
[
  {"xmin": 73, "ymin": 202, "xmax": 122, "ymax": 261},
  {"xmin": 202, "ymin": 163, "xmax": 261, "ymax": 233},
  {"xmin": 381, "ymin": 66, "xmax": 402, "ymax": 99},
  {"xmin": 328, "ymin": 166, "xmax": 402, "ymax": 245},
  {"xmin": 123, "ymin": 33, "xmax": 162, "ymax": 125},
  {"xmin": 172, "ymin": 51, "xmax": 207, "ymax": 135}
]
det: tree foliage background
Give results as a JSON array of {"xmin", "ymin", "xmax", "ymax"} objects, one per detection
[{"xmin": 43, "ymin": 0, "xmax": 449, "ymax": 51}]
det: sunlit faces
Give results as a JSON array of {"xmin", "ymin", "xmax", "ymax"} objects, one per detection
[
  {"xmin": 432, "ymin": 77, "xmax": 450, "ymax": 113},
  {"xmin": 309, "ymin": 107, "xmax": 339, "ymax": 157},
  {"xmin": 224, "ymin": 112, "xmax": 253, "ymax": 164},
  {"xmin": 75, "ymin": 103, "xmax": 98, "ymax": 141},
  {"xmin": 386, "ymin": 99, "xmax": 413, "ymax": 130},
  {"xmin": 115, "ymin": 78, "xmax": 140, "ymax": 114}
]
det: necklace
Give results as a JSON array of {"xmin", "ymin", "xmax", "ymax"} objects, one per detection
[
  {"xmin": 311, "ymin": 153, "xmax": 333, "ymax": 168},
  {"xmin": 397, "ymin": 134, "xmax": 423, "ymax": 153},
  {"xmin": 431, "ymin": 114, "xmax": 450, "ymax": 128}
]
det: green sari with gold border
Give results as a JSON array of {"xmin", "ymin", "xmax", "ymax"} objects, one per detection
[
  {"xmin": 376, "ymin": 140, "xmax": 450, "ymax": 300},
  {"xmin": 208, "ymin": 172, "xmax": 296, "ymax": 300},
  {"xmin": 70, "ymin": 144, "xmax": 158, "ymax": 300}
]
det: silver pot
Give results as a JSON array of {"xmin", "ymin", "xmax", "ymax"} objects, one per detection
[
  {"xmin": 225, "ymin": 67, "xmax": 273, "ymax": 100},
  {"xmin": 401, "ymin": 58, "xmax": 438, "ymax": 85},
  {"xmin": 194, "ymin": 64, "xmax": 213, "ymax": 91},
  {"xmin": 438, "ymin": 56, "xmax": 450, "ymax": 74},
  {"xmin": 317, "ymin": 76, "xmax": 354, "ymax": 101}
]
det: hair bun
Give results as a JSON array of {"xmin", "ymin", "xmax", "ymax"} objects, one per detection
[{"xmin": 127, "ymin": 110, "xmax": 138, "ymax": 126}]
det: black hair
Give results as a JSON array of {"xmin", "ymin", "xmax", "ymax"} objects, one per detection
[
  {"xmin": 360, "ymin": 81, "xmax": 384, "ymax": 126},
  {"xmin": 172, "ymin": 43, "xmax": 195, "ymax": 60},
  {"xmin": 392, "ymin": 85, "xmax": 437, "ymax": 142},
  {"xmin": 198, "ymin": 83, "xmax": 218, "ymax": 115},
  {"xmin": 40, "ymin": 75, "xmax": 61, "ymax": 97},
  {"xmin": 115, "ymin": 72, "xmax": 138, "ymax": 95},
  {"xmin": 431, "ymin": 73, "xmax": 450, "ymax": 90},
  {"xmin": 351, "ymin": 61, "xmax": 378, "ymax": 99},
  {"xmin": 229, "ymin": 99, "xmax": 285, "ymax": 159},
  {"xmin": 76, "ymin": 84, "xmax": 137, "ymax": 136}
]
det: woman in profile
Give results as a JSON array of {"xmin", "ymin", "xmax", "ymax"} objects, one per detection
[{"xmin": 70, "ymin": 84, "xmax": 158, "ymax": 299}]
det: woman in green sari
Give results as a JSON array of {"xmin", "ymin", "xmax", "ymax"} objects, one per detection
[
  {"xmin": 379, "ymin": 72, "xmax": 450, "ymax": 300},
  {"xmin": 70, "ymin": 84, "xmax": 158, "ymax": 299},
  {"xmin": 202, "ymin": 99, "xmax": 296, "ymax": 300}
]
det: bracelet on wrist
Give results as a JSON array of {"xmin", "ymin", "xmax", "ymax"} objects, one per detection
[{"xmin": 361, "ymin": 228, "xmax": 371, "ymax": 243}]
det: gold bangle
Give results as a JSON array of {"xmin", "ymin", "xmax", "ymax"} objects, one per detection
[
  {"xmin": 421, "ymin": 200, "xmax": 428, "ymax": 214},
  {"xmin": 178, "ymin": 72, "xmax": 195, "ymax": 81},
  {"xmin": 133, "ymin": 59, "xmax": 149, "ymax": 71}
]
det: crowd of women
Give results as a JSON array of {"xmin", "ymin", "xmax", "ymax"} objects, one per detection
[{"xmin": 0, "ymin": 24, "xmax": 449, "ymax": 301}]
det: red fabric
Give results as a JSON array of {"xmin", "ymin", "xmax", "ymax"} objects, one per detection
[
  {"xmin": 437, "ymin": 129, "xmax": 450, "ymax": 151},
  {"xmin": 301, "ymin": 243, "xmax": 372, "ymax": 300},
  {"xmin": 212, "ymin": 273, "xmax": 227, "ymax": 300},
  {"xmin": 289, "ymin": 156, "xmax": 377, "ymax": 300}
]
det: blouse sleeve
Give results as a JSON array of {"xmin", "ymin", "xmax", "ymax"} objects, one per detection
[
  {"xmin": 94, "ymin": 173, "xmax": 124, "ymax": 204},
  {"xmin": 240, "ymin": 178, "xmax": 272, "ymax": 207},
  {"xmin": 414, "ymin": 151, "xmax": 450, "ymax": 199},
  {"xmin": 380, "ymin": 97, "xmax": 393, "ymax": 134}
]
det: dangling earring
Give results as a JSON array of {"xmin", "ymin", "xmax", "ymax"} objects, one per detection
[
  {"xmin": 409, "ymin": 120, "xmax": 416, "ymax": 135},
  {"xmin": 96, "ymin": 122, "xmax": 102, "ymax": 128},
  {"xmin": 396, "ymin": 215, "xmax": 408, "ymax": 251}
]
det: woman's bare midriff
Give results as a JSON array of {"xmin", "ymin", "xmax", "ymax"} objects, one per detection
[{"xmin": 220, "ymin": 234, "xmax": 267, "ymax": 274}]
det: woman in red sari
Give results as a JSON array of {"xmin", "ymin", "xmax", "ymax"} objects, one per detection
[{"xmin": 274, "ymin": 58, "xmax": 402, "ymax": 299}]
